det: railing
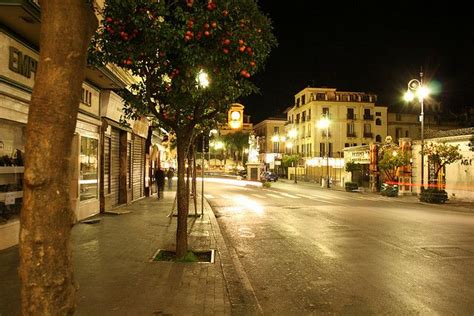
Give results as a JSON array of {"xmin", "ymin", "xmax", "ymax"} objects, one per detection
[
  {"xmin": 347, "ymin": 113, "xmax": 356, "ymax": 120},
  {"xmin": 347, "ymin": 132, "xmax": 357, "ymax": 137},
  {"xmin": 363, "ymin": 132, "xmax": 373, "ymax": 138},
  {"xmin": 363, "ymin": 114, "xmax": 374, "ymax": 120}
]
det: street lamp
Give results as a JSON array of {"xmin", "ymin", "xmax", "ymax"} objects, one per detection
[
  {"xmin": 287, "ymin": 129, "xmax": 298, "ymax": 183},
  {"xmin": 317, "ymin": 117, "xmax": 330, "ymax": 188},
  {"xmin": 403, "ymin": 71, "xmax": 430, "ymax": 191}
]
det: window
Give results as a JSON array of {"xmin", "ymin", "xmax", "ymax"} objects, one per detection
[
  {"xmin": 301, "ymin": 95, "xmax": 306, "ymax": 105},
  {"xmin": 273, "ymin": 126, "xmax": 279, "ymax": 134},
  {"xmin": 273, "ymin": 142, "xmax": 280, "ymax": 153},
  {"xmin": 322, "ymin": 107, "xmax": 329, "ymax": 117},
  {"xmin": 405, "ymin": 130, "xmax": 409, "ymax": 137},
  {"xmin": 395, "ymin": 128, "xmax": 402, "ymax": 139},
  {"xmin": 307, "ymin": 124, "xmax": 311, "ymax": 137},
  {"xmin": 347, "ymin": 122, "xmax": 355, "ymax": 136},
  {"xmin": 329, "ymin": 143, "xmax": 333, "ymax": 157},
  {"xmin": 396, "ymin": 113, "xmax": 402, "ymax": 121},
  {"xmin": 319, "ymin": 143, "xmax": 325, "ymax": 157},
  {"xmin": 376, "ymin": 112, "xmax": 381, "ymax": 116},
  {"xmin": 296, "ymin": 113, "xmax": 300, "ymax": 124},
  {"xmin": 316, "ymin": 93, "xmax": 326, "ymax": 101},
  {"xmin": 364, "ymin": 123, "xmax": 371, "ymax": 133},
  {"xmin": 302, "ymin": 111, "xmax": 306, "ymax": 122},
  {"xmin": 347, "ymin": 108, "xmax": 355, "ymax": 119},
  {"xmin": 80, "ymin": 136, "xmax": 98, "ymax": 201},
  {"xmin": 376, "ymin": 118, "xmax": 382, "ymax": 125},
  {"xmin": 344, "ymin": 143, "xmax": 350, "ymax": 148},
  {"xmin": 296, "ymin": 98, "xmax": 300, "ymax": 107},
  {"xmin": 308, "ymin": 109, "xmax": 311, "ymax": 120}
]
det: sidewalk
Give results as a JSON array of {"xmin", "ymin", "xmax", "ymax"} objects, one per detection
[{"xmin": 0, "ymin": 187, "xmax": 259, "ymax": 315}]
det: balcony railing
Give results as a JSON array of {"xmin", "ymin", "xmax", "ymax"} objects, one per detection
[
  {"xmin": 363, "ymin": 114, "xmax": 374, "ymax": 120},
  {"xmin": 347, "ymin": 132, "xmax": 357, "ymax": 137},
  {"xmin": 363, "ymin": 132, "xmax": 373, "ymax": 138},
  {"xmin": 347, "ymin": 113, "xmax": 356, "ymax": 120}
]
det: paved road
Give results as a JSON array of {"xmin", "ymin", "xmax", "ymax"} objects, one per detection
[{"xmin": 204, "ymin": 179, "xmax": 474, "ymax": 315}]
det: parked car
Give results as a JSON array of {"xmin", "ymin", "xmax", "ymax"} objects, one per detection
[
  {"xmin": 261, "ymin": 171, "xmax": 278, "ymax": 182},
  {"xmin": 238, "ymin": 169, "xmax": 247, "ymax": 179}
]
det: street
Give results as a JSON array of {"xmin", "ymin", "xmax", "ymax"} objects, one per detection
[{"xmin": 204, "ymin": 178, "xmax": 474, "ymax": 314}]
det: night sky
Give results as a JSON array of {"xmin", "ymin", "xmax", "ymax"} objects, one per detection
[{"xmin": 240, "ymin": 2, "xmax": 474, "ymax": 124}]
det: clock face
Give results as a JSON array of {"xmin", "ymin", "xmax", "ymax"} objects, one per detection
[{"xmin": 231, "ymin": 111, "xmax": 241, "ymax": 120}]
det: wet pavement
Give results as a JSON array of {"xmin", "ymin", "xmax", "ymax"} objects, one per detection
[
  {"xmin": 0, "ymin": 187, "xmax": 248, "ymax": 315},
  {"xmin": 206, "ymin": 179, "xmax": 474, "ymax": 314}
]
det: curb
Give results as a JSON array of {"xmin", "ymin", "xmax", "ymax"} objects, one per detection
[{"xmin": 203, "ymin": 195, "xmax": 263, "ymax": 315}]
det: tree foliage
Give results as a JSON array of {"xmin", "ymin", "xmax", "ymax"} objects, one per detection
[
  {"xmin": 378, "ymin": 146, "xmax": 411, "ymax": 183},
  {"xmin": 222, "ymin": 131, "xmax": 249, "ymax": 164},
  {"xmin": 89, "ymin": 0, "xmax": 276, "ymax": 135},
  {"xmin": 282, "ymin": 154, "xmax": 300, "ymax": 167},
  {"xmin": 89, "ymin": 0, "xmax": 276, "ymax": 257},
  {"xmin": 345, "ymin": 161, "xmax": 361, "ymax": 174},
  {"xmin": 421, "ymin": 142, "xmax": 463, "ymax": 180}
]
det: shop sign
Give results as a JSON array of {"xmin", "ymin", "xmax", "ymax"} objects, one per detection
[
  {"xmin": 9, "ymin": 46, "xmax": 38, "ymax": 79},
  {"xmin": 132, "ymin": 117, "xmax": 149, "ymax": 138},
  {"xmin": 350, "ymin": 150, "xmax": 370, "ymax": 164}
]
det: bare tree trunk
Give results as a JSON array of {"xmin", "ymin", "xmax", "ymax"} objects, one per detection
[
  {"xmin": 176, "ymin": 138, "xmax": 190, "ymax": 258},
  {"xmin": 19, "ymin": 1, "xmax": 97, "ymax": 314}
]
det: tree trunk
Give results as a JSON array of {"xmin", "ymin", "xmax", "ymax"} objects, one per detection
[
  {"xmin": 19, "ymin": 1, "xmax": 96, "ymax": 314},
  {"xmin": 176, "ymin": 138, "xmax": 190, "ymax": 258}
]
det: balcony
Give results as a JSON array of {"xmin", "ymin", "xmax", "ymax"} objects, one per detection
[
  {"xmin": 363, "ymin": 114, "xmax": 374, "ymax": 120},
  {"xmin": 363, "ymin": 132, "xmax": 373, "ymax": 138},
  {"xmin": 347, "ymin": 113, "xmax": 356, "ymax": 120},
  {"xmin": 347, "ymin": 133, "xmax": 357, "ymax": 138}
]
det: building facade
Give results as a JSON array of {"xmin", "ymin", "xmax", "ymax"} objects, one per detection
[
  {"xmin": 283, "ymin": 87, "xmax": 387, "ymax": 185},
  {"xmin": 253, "ymin": 117, "xmax": 286, "ymax": 172},
  {"xmin": 0, "ymin": 2, "xmax": 148, "ymax": 250},
  {"xmin": 286, "ymin": 87, "xmax": 388, "ymax": 158}
]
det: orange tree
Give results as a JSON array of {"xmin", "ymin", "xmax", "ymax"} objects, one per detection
[{"xmin": 89, "ymin": 0, "xmax": 276, "ymax": 258}]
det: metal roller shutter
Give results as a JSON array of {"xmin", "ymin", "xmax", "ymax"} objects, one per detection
[
  {"xmin": 111, "ymin": 128, "xmax": 120, "ymax": 206},
  {"xmin": 132, "ymin": 136, "xmax": 145, "ymax": 200}
]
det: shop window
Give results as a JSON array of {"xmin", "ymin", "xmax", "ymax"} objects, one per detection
[{"xmin": 80, "ymin": 136, "xmax": 98, "ymax": 201}]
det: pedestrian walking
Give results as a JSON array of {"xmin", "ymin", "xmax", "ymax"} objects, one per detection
[
  {"xmin": 166, "ymin": 168, "xmax": 174, "ymax": 189},
  {"xmin": 155, "ymin": 167, "xmax": 165, "ymax": 199}
]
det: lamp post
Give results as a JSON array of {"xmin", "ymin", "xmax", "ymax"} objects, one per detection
[
  {"xmin": 404, "ymin": 71, "xmax": 430, "ymax": 191},
  {"xmin": 196, "ymin": 70, "xmax": 210, "ymax": 216},
  {"xmin": 317, "ymin": 117, "xmax": 330, "ymax": 188},
  {"xmin": 288, "ymin": 128, "xmax": 297, "ymax": 183}
]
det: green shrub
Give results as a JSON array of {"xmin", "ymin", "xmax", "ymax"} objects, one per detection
[
  {"xmin": 262, "ymin": 181, "xmax": 271, "ymax": 188},
  {"xmin": 345, "ymin": 182, "xmax": 358, "ymax": 192},
  {"xmin": 419, "ymin": 188, "xmax": 448, "ymax": 204}
]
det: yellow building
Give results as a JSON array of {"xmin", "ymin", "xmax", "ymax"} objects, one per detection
[
  {"xmin": 253, "ymin": 117, "xmax": 287, "ymax": 171},
  {"xmin": 286, "ymin": 87, "xmax": 388, "ymax": 158}
]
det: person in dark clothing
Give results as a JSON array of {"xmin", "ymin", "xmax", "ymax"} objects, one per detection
[
  {"xmin": 166, "ymin": 168, "xmax": 174, "ymax": 189},
  {"xmin": 155, "ymin": 168, "xmax": 165, "ymax": 199}
]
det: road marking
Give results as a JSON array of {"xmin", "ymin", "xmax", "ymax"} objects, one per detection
[
  {"xmin": 280, "ymin": 192, "xmax": 300, "ymax": 199},
  {"xmin": 204, "ymin": 194, "xmax": 214, "ymax": 199},
  {"xmin": 266, "ymin": 193, "xmax": 283, "ymax": 199},
  {"xmin": 310, "ymin": 194, "xmax": 346, "ymax": 201}
]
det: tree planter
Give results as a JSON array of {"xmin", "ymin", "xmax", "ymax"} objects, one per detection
[{"xmin": 419, "ymin": 188, "xmax": 448, "ymax": 204}]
